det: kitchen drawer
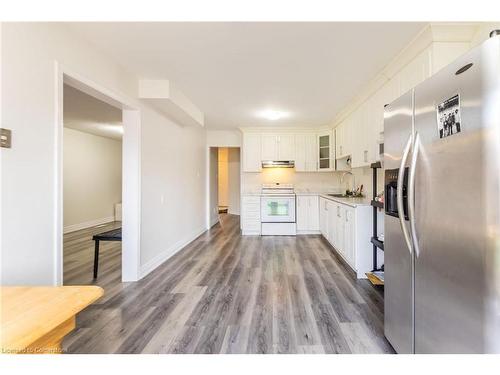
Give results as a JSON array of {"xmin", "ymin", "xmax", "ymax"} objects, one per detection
[
  {"xmin": 244, "ymin": 203, "xmax": 260, "ymax": 211},
  {"xmin": 244, "ymin": 212, "xmax": 261, "ymax": 221}
]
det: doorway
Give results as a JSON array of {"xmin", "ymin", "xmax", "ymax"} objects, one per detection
[
  {"xmin": 62, "ymin": 84, "xmax": 123, "ymax": 285},
  {"xmin": 55, "ymin": 67, "xmax": 141, "ymax": 285},
  {"xmin": 208, "ymin": 147, "xmax": 241, "ymax": 227}
]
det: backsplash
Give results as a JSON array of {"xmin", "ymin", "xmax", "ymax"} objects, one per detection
[
  {"xmin": 242, "ymin": 166, "xmax": 384, "ymax": 198},
  {"xmin": 242, "ymin": 169, "xmax": 340, "ymax": 193}
]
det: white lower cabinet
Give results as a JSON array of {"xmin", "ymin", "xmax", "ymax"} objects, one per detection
[
  {"xmin": 319, "ymin": 197, "xmax": 372, "ymax": 278},
  {"xmin": 296, "ymin": 195, "xmax": 320, "ymax": 234},
  {"xmin": 319, "ymin": 197, "xmax": 329, "ymax": 237},
  {"xmin": 327, "ymin": 200, "xmax": 337, "ymax": 246},
  {"xmin": 241, "ymin": 196, "xmax": 261, "ymax": 235}
]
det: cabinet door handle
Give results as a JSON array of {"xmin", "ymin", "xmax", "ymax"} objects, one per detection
[{"xmin": 364, "ymin": 150, "xmax": 368, "ymax": 163}]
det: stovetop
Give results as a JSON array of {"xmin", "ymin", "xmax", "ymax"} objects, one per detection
[{"xmin": 261, "ymin": 183, "xmax": 295, "ymax": 196}]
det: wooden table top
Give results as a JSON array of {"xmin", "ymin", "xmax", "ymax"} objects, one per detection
[{"xmin": 1, "ymin": 286, "xmax": 103, "ymax": 352}]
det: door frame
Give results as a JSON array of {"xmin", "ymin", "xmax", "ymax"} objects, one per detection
[
  {"xmin": 205, "ymin": 145, "xmax": 242, "ymax": 229},
  {"xmin": 54, "ymin": 62, "xmax": 142, "ymax": 284}
]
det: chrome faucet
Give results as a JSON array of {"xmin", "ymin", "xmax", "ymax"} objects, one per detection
[{"xmin": 340, "ymin": 171, "xmax": 356, "ymax": 194}]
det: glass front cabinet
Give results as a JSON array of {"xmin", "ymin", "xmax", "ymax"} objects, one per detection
[{"xmin": 317, "ymin": 130, "xmax": 335, "ymax": 171}]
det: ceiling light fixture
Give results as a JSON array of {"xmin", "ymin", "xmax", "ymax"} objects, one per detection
[{"xmin": 258, "ymin": 109, "xmax": 289, "ymax": 121}]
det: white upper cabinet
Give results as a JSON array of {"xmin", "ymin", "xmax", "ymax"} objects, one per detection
[
  {"xmin": 261, "ymin": 134, "xmax": 295, "ymax": 161},
  {"xmin": 318, "ymin": 130, "xmax": 335, "ymax": 171},
  {"xmin": 261, "ymin": 134, "xmax": 278, "ymax": 160},
  {"xmin": 295, "ymin": 133, "xmax": 317, "ymax": 172},
  {"xmin": 336, "ymin": 114, "xmax": 354, "ymax": 163},
  {"xmin": 242, "ymin": 133, "xmax": 262, "ymax": 172},
  {"xmin": 350, "ymin": 106, "xmax": 365, "ymax": 168},
  {"xmin": 278, "ymin": 134, "xmax": 295, "ymax": 160},
  {"xmin": 335, "ymin": 123, "xmax": 344, "ymax": 159},
  {"xmin": 332, "ymin": 41, "xmax": 467, "ymax": 169},
  {"xmin": 398, "ymin": 47, "xmax": 432, "ymax": 95}
]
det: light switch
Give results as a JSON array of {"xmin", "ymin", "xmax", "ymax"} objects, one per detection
[{"xmin": 0, "ymin": 128, "xmax": 12, "ymax": 148}]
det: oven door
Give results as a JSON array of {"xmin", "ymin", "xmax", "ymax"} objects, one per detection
[{"xmin": 260, "ymin": 196, "xmax": 296, "ymax": 223}]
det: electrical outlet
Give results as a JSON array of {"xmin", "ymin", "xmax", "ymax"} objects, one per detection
[{"xmin": 0, "ymin": 128, "xmax": 11, "ymax": 148}]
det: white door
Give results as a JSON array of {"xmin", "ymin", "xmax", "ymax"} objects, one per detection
[
  {"xmin": 319, "ymin": 197, "xmax": 328, "ymax": 237},
  {"xmin": 278, "ymin": 134, "xmax": 295, "ymax": 160},
  {"xmin": 296, "ymin": 196, "xmax": 308, "ymax": 231},
  {"xmin": 398, "ymin": 46, "xmax": 432, "ymax": 94},
  {"xmin": 242, "ymin": 196, "xmax": 261, "ymax": 232},
  {"xmin": 294, "ymin": 134, "xmax": 307, "ymax": 171},
  {"xmin": 243, "ymin": 133, "xmax": 262, "ymax": 172},
  {"xmin": 261, "ymin": 134, "xmax": 277, "ymax": 160},
  {"xmin": 261, "ymin": 196, "xmax": 296, "ymax": 223},
  {"xmin": 335, "ymin": 204, "xmax": 345, "ymax": 255},
  {"xmin": 327, "ymin": 201, "xmax": 336, "ymax": 246},
  {"xmin": 344, "ymin": 206, "xmax": 355, "ymax": 267},
  {"xmin": 305, "ymin": 134, "xmax": 317, "ymax": 171},
  {"xmin": 335, "ymin": 124, "xmax": 343, "ymax": 158},
  {"xmin": 308, "ymin": 195, "xmax": 319, "ymax": 231},
  {"xmin": 318, "ymin": 132, "xmax": 332, "ymax": 171}
]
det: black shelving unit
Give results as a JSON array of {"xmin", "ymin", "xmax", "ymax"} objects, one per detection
[{"xmin": 370, "ymin": 161, "xmax": 384, "ymax": 271}]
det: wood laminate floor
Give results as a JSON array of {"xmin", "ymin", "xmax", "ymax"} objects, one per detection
[{"xmin": 62, "ymin": 214, "xmax": 394, "ymax": 354}]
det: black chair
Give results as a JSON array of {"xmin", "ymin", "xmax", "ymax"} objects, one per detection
[{"xmin": 92, "ymin": 227, "xmax": 122, "ymax": 278}]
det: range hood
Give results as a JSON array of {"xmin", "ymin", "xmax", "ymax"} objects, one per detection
[{"xmin": 261, "ymin": 160, "xmax": 295, "ymax": 168}]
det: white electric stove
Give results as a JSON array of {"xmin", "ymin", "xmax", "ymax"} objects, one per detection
[{"xmin": 260, "ymin": 184, "xmax": 296, "ymax": 235}]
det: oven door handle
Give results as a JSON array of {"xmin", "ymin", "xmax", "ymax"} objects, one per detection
[{"xmin": 397, "ymin": 135, "xmax": 413, "ymax": 254}]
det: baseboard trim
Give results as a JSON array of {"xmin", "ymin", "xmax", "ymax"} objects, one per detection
[
  {"xmin": 139, "ymin": 226, "xmax": 207, "ymax": 279},
  {"xmin": 242, "ymin": 230, "xmax": 261, "ymax": 236},
  {"xmin": 63, "ymin": 216, "xmax": 116, "ymax": 234},
  {"xmin": 296, "ymin": 230, "xmax": 321, "ymax": 235}
]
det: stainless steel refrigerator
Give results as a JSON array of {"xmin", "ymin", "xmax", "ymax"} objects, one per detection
[{"xmin": 384, "ymin": 33, "xmax": 500, "ymax": 354}]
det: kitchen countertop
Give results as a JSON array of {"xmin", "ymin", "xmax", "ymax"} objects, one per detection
[
  {"xmin": 244, "ymin": 190, "xmax": 338, "ymax": 196},
  {"xmin": 319, "ymin": 194, "xmax": 371, "ymax": 207},
  {"xmin": 243, "ymin": 191, "xmax": 370, "ymax": 207},
  {"xmin": 294, "ymin": 189, "xmax": 339, "ymax": 196}
]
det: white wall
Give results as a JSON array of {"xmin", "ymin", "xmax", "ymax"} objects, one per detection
[
  {"xmin": 207, "ymin": 130, "xmax": 241, "ymax": 147},
  {"xmin": 227, "ymin": 148, "xmax": 240, "ymax": 215},
  {"xmin": 1, "ymin": 23, "xmax": 207, "ymax": 285},
  {"xmin": 140, "ymin": 113, "xmax": 206, "ymax": 272},
  {"xmin": 63, "ymin": 128, "xmax": 122, "ymax": 230}
]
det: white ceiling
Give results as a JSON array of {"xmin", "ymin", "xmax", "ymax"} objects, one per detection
[
  {"xmin": 64, "ymin": 84, "xmax": 123, "ymax": 140},
  {"xmin": 67, "ymin": 22, "xmax": 426, "ymax": 129}
]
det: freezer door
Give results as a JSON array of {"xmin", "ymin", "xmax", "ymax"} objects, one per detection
[
  {"xmin": 412, "ymin": 37, "xmax": 500, "ymax": 353},
  {"xmin": 383, "ymin": 90, "xmax": 414, "ymax": 354}
]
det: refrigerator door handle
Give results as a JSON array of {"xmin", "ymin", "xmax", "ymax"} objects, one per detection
[
  {"xmin": 397, "ymin": 135, "xmax": 413, "ymax": 254},
  {"xmin": 408, "ymin": 132, "xmax": 421, "ymax": 257}
]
